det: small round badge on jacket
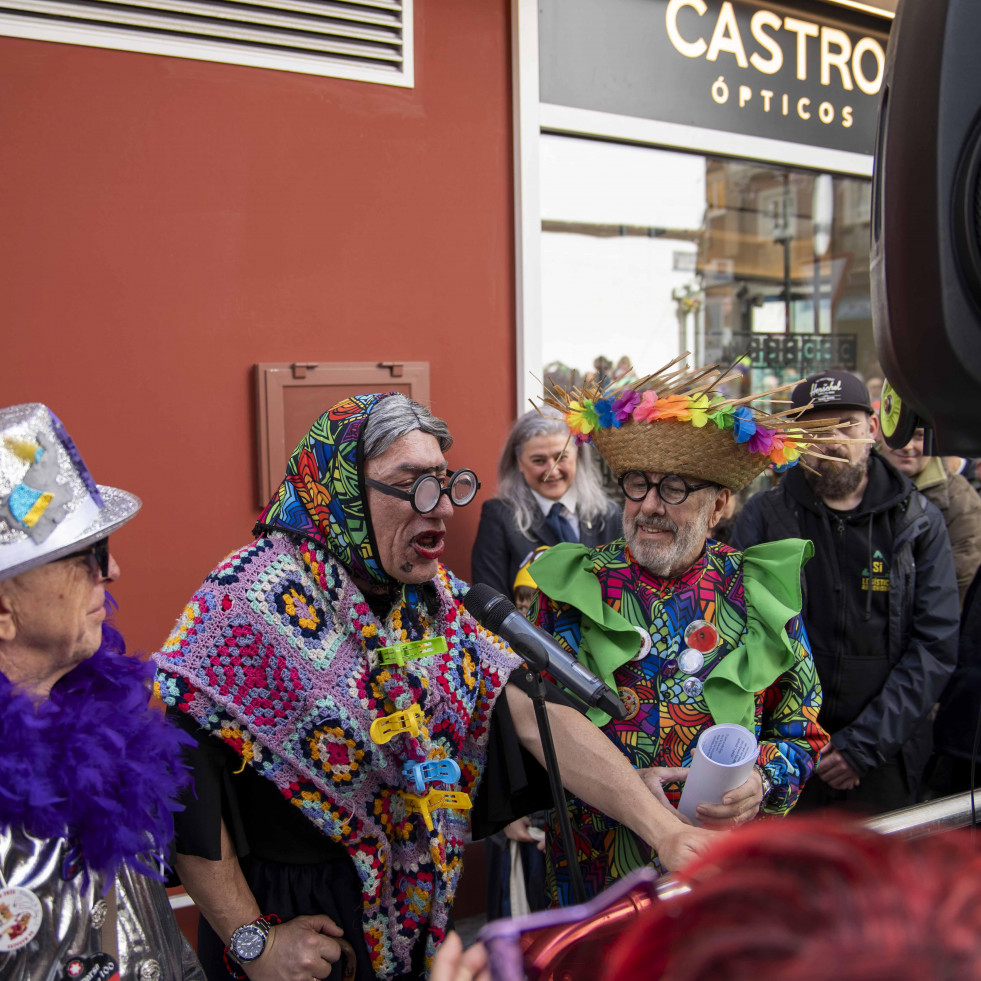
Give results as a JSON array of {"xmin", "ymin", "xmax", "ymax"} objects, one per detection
[
  {"xmin": 617, "ymin": 686, "xmax": 641, "ymax": 720},
  {"xmin": 0, "ymin": 885, "xmax": 42, "ymax": 952},
  {"xmin": 631, "ymin": 625, "xmax": 653, "ymax": 661},
  {"xmin": 678, "ymin": 648, "xmax": 705, "ymax": 675},
  {"xmin": 684, "ymin": 620, "xmax": 719, "ymax": 654}
]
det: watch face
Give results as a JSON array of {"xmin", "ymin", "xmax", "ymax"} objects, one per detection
[{"xmin": 232, "ymin": 924, "xmax": 267, "ymax": 962}]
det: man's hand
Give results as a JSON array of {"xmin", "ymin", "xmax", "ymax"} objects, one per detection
[
  {"xmin": 637, "ymin": 766, "xmax": 689, "ymax": 810},
  {"xmin": 695, "ymin": 769, "xmax": 763, "ymax": 828},
  {"xmin": 816, "ymin": 748, "xmax": 860, "ymax": 790},
  {"xmin": 430, "ymin": 932, "xmax": 491, "ymax": 981},
  {"xmin": 247, "ymin": 915, "xmax": 345, "ymax": 981},
  {"xmin": 504, "ymin": 817, "xmax": 546, "ymax": 851},
  {"xmin": 655, "ymin": 824, "xmax": 717, "ymax": 871}
]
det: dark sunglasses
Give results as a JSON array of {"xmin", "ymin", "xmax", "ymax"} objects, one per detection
[
  {"xmin": 618, "ymin": 471, "xmax": 717, "ymax": 505},
  {"xmin": 365, "ymin": 469, "xmax": 480, "ymax": 514},
  {"xmin": 59, "ymin": 537, "xmax": 111, "ymax": 578}
]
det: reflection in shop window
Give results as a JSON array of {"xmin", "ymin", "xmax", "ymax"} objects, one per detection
[{"xmin": 539, "ymin": 135, "xmax": 878, "ymax": 403}]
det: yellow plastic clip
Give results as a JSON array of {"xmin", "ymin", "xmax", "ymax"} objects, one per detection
[
  {"xmin": 378, "ymin": 636, "xmax": 448, "ymax": 667},
  {"xmin": 402, "ymin": 792, "xmax": 434, "ymax": 831},
  {"xmin": 369, "ymin": 703, "xmax": 425, "ymax": 746},
  {"xmin": 402, "ymin": 788, "xmax": 473, "ymax": 832}
]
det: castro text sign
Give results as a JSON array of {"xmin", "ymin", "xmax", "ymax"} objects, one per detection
[{"xmin": 539, "ymin": 0, "xmax": 889, "ymax": 154}]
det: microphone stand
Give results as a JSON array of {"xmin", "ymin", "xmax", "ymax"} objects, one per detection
[{"xmin": 525, "ymin": 668, "xmax": 587, "ymax": 905}]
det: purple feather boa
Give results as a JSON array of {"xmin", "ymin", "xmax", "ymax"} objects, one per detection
[{"xmin": 0, "ymin": 596, "xmax": 192, "ymax": 882}]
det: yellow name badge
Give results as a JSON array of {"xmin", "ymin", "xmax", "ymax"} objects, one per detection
[
  {"xmin": 369, "ymin": 704, "xmax": 425, "ymax": 745},
  {"xmin": 403, "ymin": 788, "xmax": 473, "ymax": 832},
  {"xmin": 377, "ymin": 636, "xmax": 448, "ymax": 667}
]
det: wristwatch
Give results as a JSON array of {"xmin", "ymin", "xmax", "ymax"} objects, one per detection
[
  {"xmin": 225, "ymin": 914, "xmax": 279, "ymax": 973},
  {"xmin": 754, "ymin": 764, "xmax": 774, "ymax": 810}
]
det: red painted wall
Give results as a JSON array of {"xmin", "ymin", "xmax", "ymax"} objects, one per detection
[{"xmin": 0, "ymin": 0, "xmax": 516, "ymax": 655}]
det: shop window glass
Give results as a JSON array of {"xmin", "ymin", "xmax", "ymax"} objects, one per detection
[{"xmin": 539, "ymin": 134, "xmax": 878, "ymax": 402}]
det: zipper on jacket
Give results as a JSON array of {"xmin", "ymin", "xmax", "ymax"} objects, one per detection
[{"xmin": 828, "ymin": 510, "xmax": 847, "ymax": 714}]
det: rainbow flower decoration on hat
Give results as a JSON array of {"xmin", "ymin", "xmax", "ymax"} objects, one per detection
[{"xmin": 540, "ymin": 354, "xmax": 856, "ymax": 491}]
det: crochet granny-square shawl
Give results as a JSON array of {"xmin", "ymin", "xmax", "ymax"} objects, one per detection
[{"xmin": 153, "ymin": 533, "xmax": 519, "ymax": 979}]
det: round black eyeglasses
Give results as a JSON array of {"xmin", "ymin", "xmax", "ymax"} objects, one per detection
[
  {"xmin": 618, "ymin": 472, "xmax": 717, "ymax": 505},
  {"xmin": 365, "ymin": 469, "xmax": 480, "ymax": 514}
]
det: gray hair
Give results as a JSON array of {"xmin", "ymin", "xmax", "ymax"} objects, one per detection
[
  {"xmin": 496, "ymin": 409, "xmax": 611, "ymax": 537},
  {"xmin": 362, "ymin": 394, "xmax": 453, "ymax": 460}
]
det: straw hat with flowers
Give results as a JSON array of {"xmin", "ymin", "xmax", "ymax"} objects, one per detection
[{"xmin": 538, "ymin": 353, "xmax": 864, "ymax": 491}]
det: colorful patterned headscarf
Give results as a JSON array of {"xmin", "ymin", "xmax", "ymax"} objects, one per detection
[{"xmin": 254, "ymin": 392, "xmax": 396, "ymax": 584}]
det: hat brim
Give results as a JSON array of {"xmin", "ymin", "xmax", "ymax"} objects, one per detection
[
  {"xmin": 592, "ymin": 420, "xmax": 770, "ymax": 491},
  {"xmin": 0, "ymin": 485, "xmax": 141, "ymax": 582},
  {"xmin": 795, "ymin": 401, "xmax": 872, "ymax": 415}
]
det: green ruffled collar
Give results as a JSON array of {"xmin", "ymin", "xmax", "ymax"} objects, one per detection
[{"xmin": 530, "ymin": 538, "xmax": 813, "ymax": 728}]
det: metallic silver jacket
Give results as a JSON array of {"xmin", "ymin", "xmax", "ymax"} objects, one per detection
[{"xmin": 0, "ymin": 826, "xmax": 205, "ymax": 981}]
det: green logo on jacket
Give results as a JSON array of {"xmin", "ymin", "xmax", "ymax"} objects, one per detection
[{"xmin": 862, "ymin": 549, "xmax": 890, "ymax": 593}]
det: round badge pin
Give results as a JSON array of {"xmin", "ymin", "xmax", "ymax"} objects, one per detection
[
  {"xmin": 684, "ymin": 619, "xmax": 719, "ymax": 654},
  {"xmin": 617, "ymin": 686, "xmax": 641, "ymax": 721},
  {"xmin": 678, "ymin": 647, "xmax": 705, "ymax": 675},
  {"xmin": 0, "ymin": 885, "xmax": 43, "ymax": 952},
  {"xmin": 682, "ymin": 677, "xmax": 703, "ymax": 698},
  {"xmin": 631, "ymin": 626, "xmax": 652, "ymax": 661}
]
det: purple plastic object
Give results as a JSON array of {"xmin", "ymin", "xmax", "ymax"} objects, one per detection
[{"xmin": 477, "ymin": 867, "xmax": 660, "ymax": 981}]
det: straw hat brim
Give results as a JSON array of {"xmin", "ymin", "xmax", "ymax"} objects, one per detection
[{"xmin": 592, "ymin": 419, "xmax": 770, "ymax": 491}]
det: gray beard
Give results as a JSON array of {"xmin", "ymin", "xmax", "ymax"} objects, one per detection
[
  {"xmin": 624, "ymin": 502, "xmax": 711, "ymax": 577},
  {"xmin": 803, "ymin": 452, "xmax": 869, "ymax": 500}
]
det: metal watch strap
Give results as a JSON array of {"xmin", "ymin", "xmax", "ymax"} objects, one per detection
[{"xmin": 224, "ymin": 913, "xmax": 281, "ymax": 978}]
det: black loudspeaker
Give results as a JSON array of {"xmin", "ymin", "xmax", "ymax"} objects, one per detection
[{"xmin": 870, "ymin": 0, "xmax": 981, "ymax": 456}]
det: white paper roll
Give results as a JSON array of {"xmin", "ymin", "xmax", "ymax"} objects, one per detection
[{"xmin": 677, "ymin": 723, "xmax": 758, "ymax": 825}]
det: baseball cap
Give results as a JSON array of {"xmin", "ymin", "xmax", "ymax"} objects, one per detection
[{"xmin": 790, "ymin": 370, "xmax": 873, "ymax": 414}]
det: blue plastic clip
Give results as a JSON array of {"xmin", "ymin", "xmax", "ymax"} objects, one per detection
[{"xmin": 401, "ymin": 757, "xmax": 462, "ymax": 795}]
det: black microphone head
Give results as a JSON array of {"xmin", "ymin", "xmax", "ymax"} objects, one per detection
[
  {"xmin": 463, "ymin": 583, "xmax": 516, "ymax": 635},
  {"xmin": 599, "ymin": 688, "xmax": 629, "ymax": 722}
]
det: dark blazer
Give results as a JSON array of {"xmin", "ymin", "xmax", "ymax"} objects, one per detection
[{"xmin": 470, "ymin": 496, "xmax": 623, "ymax": 597}]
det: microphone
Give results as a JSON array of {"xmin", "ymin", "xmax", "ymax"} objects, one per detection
[{"xmin": 464, "ymin": 583, "xmax": 627, "ymax": 721}]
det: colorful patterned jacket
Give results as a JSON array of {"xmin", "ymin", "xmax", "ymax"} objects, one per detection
[{"xmin": 532, "ymin": 537, "xmax": 828, "ymax": 904}]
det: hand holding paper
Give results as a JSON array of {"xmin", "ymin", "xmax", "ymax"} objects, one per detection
[
  {"xmin": 695, "ymin": 771, "xmax": 763, "ymax": 827},
  {"xmin": 678, "ymin": 724, "xmax": 761, "ymax": 827}
]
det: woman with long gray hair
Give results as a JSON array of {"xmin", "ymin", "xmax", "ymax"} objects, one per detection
[
  {"xmin": 471, "ymin": 410, "xmax": 622, "ymax": 920},
  {"xmin": 471, "ymin": 410, "xmax": 621, "ymax": 599}
]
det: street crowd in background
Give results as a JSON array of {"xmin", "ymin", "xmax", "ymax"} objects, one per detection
[{"xmin": 3, "ymin": 361, "xmax": 981, "ymax": 981}]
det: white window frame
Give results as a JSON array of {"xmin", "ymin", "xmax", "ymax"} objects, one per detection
[{"xmin": 0, "ymin": 0, "xmax": 413, "ymax": 86}]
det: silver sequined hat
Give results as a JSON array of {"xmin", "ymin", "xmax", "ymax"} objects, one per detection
[{"xmin": 0, "ymin": 404, "xmax": 141, "ymax": 581}]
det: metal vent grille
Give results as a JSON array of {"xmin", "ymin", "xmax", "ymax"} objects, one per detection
[{"xmin": 0, "ymin": 0, "xmax": 412, "ymax": 85}]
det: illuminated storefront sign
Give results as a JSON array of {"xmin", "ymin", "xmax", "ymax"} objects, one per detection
[{"xmin": 540, "ymin": 0, "xmax": 889, "ymax": 154}]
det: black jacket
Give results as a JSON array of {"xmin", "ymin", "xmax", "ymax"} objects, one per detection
[
  {"xmin": 731, "ymin": 453, "xmax": 959, "ymax": 781},
  {"xmin": 934, "ymin": 566, "xmax": 981, "ymax": 761},
  {"xmin": 470, "ymin": 496, "xmax": 622, "ymax": 598}
]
